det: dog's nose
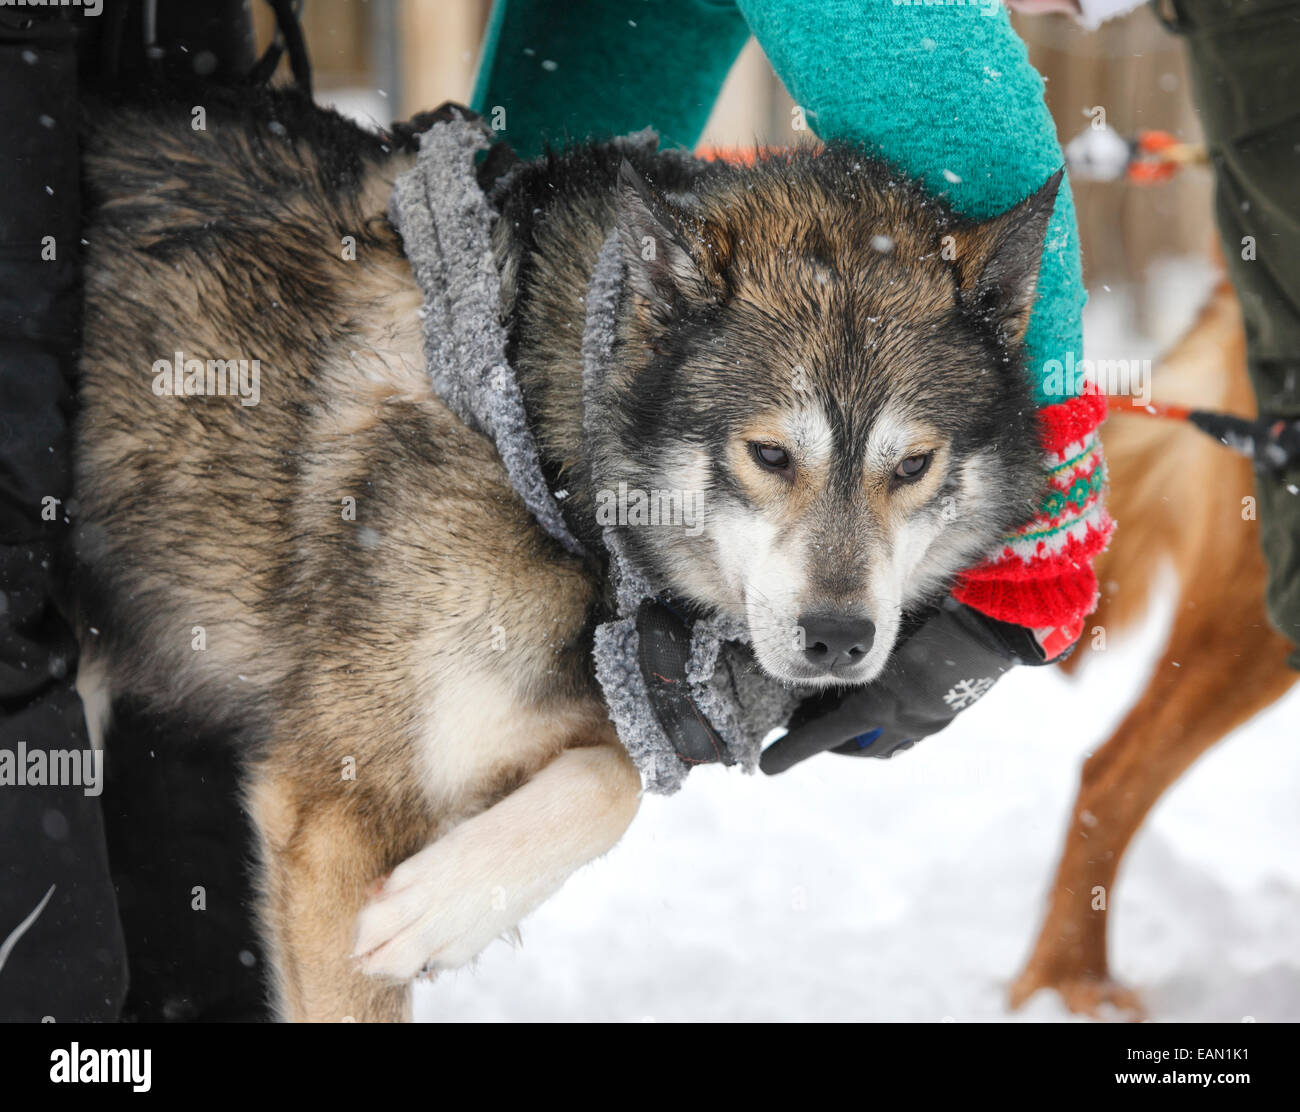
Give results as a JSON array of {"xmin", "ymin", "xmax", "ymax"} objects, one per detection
[{"xmin": 799, "ymin": 613, "xmax": 876, "ymax": 670}]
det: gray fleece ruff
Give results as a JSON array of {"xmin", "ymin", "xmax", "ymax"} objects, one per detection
[{"xmin": 389, "ymin": 119, "xmax": 803, "ymax": 793}]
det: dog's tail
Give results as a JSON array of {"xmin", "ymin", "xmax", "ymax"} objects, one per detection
[{"xmin": 1061, "ymin": 280, "xmax": 1251, "ymax": 672}]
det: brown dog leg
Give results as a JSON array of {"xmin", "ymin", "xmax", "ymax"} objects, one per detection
[
  {"xmin": 247, "ymin": 771, "xmax": 426, "ymax": 1022},
  {"xmin": 1010, "ymin": 576, "xmax": 1296, "ymax": 1018}
]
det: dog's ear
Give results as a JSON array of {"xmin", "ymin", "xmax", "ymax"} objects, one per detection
[
  {"xmin": 616, "ymin": 159, "xmax": 724, "ymax": 321},
  {"xmin": 950, "ymin": 168, "xmax": 1063, "ymax": 347}
]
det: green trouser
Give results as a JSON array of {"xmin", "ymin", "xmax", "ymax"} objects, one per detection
[
  {"xmin": 1166, "ymin": 0, "xmax": 1300, "ymax": 666},
  {"xmin": 471, "ymin": 0, "xmax": 1086, "ymax": 411}
]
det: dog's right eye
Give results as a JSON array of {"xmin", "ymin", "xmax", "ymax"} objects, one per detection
[
  {"xmin": 894, "ymin": 453, "xmax": 932, "ymax": 482},
  {"xmin": 751, "ymin": 442, "xmax": 792, "ymax": 474}
]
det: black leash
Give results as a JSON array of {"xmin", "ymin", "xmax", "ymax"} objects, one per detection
[{"xmin": 1133, "ymin": 401, "xmax": 1300, "ymax": 475}]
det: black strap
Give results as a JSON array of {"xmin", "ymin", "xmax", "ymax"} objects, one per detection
[{"xmin": 248, "ymin": 0, "xmax": 311, "ymax": 97}]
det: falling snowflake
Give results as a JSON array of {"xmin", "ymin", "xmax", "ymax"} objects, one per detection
[{"xmin": 942, "ymin": 675, "xmax": 995, "ymax": 711}]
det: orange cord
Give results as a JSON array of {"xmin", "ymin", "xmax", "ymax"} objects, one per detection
[{"xmin": 1126, "ymin": 129, "xmax": 1207, "ymax": 185}]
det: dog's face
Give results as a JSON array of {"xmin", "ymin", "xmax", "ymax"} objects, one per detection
[{"xmin": 596, "ymin": 150, "xmax": 1057, "ymax": 687}]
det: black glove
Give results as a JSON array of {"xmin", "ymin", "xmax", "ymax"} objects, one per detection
[{"xmin": 760, "ymin": 600, "xmax": 1065, "ymax": 775}]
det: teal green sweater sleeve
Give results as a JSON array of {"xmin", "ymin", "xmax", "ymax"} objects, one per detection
[{"xmin": 471, "ymin": 0, "xmax": 750, "ymax": 156}]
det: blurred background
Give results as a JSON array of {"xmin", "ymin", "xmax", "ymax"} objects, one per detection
[{"xmin": 242, "ymin": 2, "xmax": 1298, "ymax": 1021}]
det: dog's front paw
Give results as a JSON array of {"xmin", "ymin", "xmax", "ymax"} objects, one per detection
[{"xmin": 351, "ymin": 843, "xmax": 517, "ymax": 980}]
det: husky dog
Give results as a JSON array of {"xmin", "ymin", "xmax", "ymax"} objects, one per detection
[{"xmin": 73, "ymin": 92, "xmax": 1057, "ymax": 1020}]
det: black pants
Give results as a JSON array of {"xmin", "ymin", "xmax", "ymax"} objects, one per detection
[
  {"xmin": 1, "ymin": 1, "xmax": 266, "ymax": 1022},
  {"xmin": 1164, "ymin": 0, "xmax": 1300, "ymax": 665}
]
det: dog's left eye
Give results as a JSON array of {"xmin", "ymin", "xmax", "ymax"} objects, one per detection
[
  {"xmin": 894, "ymin": 453, "xmax": 932, "ymax": 481},
  {"xmin": 751, "ymin": 442, "xmax": 792, "ymax": 474}
]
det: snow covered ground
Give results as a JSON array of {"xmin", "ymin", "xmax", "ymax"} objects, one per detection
[
  {"xmin": 414, "ymin": 276, "xmax": 1300, "ymax": 1023},
  {"xmin": 414, "ymin": 611, "xmax": 1300, "ymax": 1022}
]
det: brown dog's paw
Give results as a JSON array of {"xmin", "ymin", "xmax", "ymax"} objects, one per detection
[{"xmin": 1010, "ymin": 966, "xmax": 1145, "ymax": 1021}]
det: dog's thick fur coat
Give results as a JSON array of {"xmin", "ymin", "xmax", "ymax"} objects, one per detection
[{"xmin": 73, "ymin": 93, "xmax": 1058, "ymax": 1020}]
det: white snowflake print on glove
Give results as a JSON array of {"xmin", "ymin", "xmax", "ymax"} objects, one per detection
[{"xmin": 942, "ymin": 676, "xmax": 996, "ymax": 711}]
